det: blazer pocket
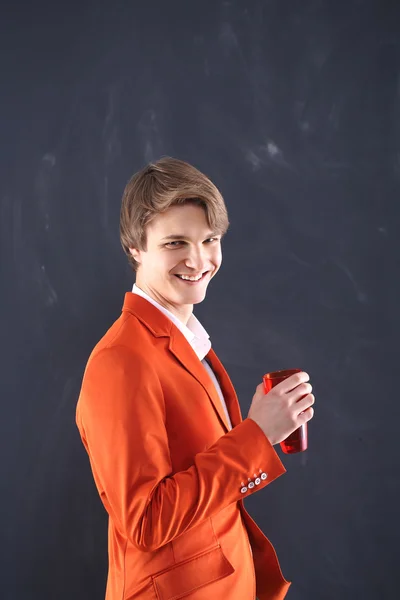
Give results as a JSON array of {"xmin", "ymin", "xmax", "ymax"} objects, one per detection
[{"xmin": 152, "ymin": 545, "xmax": 234, "ymax": 600}]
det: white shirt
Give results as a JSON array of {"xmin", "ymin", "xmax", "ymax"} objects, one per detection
[{"xmin": 132, "ymin": 283, "xmax": 233, "ymax": 430}]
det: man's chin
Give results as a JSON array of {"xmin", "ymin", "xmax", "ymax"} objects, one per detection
[{"xmin": 171, "ymin": 288, "xmax": 208, "ymax": 306}]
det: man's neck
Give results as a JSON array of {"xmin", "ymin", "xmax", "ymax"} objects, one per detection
[{"xmin": 134, "ymin": 282, "xmax": 193, "ymax": 326}]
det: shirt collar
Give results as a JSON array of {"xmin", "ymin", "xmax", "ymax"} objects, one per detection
[{"xmin": 131, "ymin": 283, "xmax": 211, "ymax": 361}]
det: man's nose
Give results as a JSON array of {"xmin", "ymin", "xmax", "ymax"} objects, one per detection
[{"xmin": 184, "ymin": 246, "xmax": 208, "ymax": 271}]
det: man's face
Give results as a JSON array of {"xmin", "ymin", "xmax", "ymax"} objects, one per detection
[{"xmin": 130, "ymin": 203, "xmax": 223, "ymax": 323}]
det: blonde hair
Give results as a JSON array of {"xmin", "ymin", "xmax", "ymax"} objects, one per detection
[{"xmin": 120, "ymin": 156, "xmax": 230, "ymax": 271}]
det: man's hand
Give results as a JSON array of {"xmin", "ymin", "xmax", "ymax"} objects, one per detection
[{"xmin": 247, "ymin": 371, "xmax": 315, "ymax": 445}]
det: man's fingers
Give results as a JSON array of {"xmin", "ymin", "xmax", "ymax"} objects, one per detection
[
  {"xmin": 284, "ymin": 382, "xmax": 312, "ymax": 405},
  {"xmin": 278, "ymin": 371, "xmax": 310, "ymax": 394},
  {"xmin": 299, "ymin": 405, "xmax": 314, "ymax": 424},
  {"xmin": 297, "ymin": 393, "xmax": 315, "ymax": 415}
]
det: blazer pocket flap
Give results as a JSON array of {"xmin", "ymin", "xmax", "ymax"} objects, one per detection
[{"xmin": 152, "ymin": 545, "xmax": 234, "ymax": 600}]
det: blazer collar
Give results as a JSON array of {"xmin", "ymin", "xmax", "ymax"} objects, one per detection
[{"xmin": 122, "ymin": 292, "xmax": 242, "ymax": 431}]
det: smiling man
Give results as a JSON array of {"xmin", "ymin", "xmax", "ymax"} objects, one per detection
[
  {"xmin": 128, "ymin": 201, "xmax": 222, "ymax": 325},
  {"xmin": 76, "ymin": 157, "xmax": 314, "ymax": 599}
]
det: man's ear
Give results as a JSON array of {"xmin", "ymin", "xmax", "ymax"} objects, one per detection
[{"xmin": 129, "ymin": 248, "xmax": 141, "ymax": 264}]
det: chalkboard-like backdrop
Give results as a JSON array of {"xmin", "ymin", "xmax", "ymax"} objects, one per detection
[{"xmin": 2, "ymin": 1, "xmax": 399, "ymax": 599}]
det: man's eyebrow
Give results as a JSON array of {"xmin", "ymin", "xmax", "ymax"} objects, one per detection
[{"xmin": 160, "ymin": 232, "xmax": 219, "ymax": 241}]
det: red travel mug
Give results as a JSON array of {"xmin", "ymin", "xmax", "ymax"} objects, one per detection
[{"xmin": 263, "ymin": 369, "xmax": 308, "ymax": 454}]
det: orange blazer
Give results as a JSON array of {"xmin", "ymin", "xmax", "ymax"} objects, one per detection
[{"xmin": 76, "ymin": 293, "xmax": 291, "ymax": 600}]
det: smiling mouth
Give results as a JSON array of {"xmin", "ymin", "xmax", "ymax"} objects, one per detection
[{"xmin": 174, "ymin": 271, "xmax": 210, "ymax": 282}]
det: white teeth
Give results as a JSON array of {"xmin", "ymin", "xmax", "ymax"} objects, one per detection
[{"xmin": 177, "ymin": 273, "xmax": 203, "ymax": 281}]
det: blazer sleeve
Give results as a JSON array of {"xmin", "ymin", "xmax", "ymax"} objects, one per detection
[{"xmin": 76, "ymin": 345, "xmax": 286, "ymax": 552}]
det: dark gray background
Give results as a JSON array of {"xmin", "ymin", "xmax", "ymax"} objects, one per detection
[{"xmin": 2, "ymin": 1, "xmax": 399, "ymax": 598}]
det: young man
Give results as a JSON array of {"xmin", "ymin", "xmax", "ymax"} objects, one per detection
[{"xmin": 76, "ymin": 157, "xmax": 315, "ymax": 600}]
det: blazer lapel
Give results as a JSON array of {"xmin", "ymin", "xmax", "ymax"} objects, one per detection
[
  {"xmin": 168, "ymin": 328, "xmax": 232, "ymax": 432},
  {"xmin": 123, "ymin": 292, "xmax": 242, "ymax": 433},
  {"xmin": 205, "ymin": 348, "xmax": 243, "ymax": 429}
]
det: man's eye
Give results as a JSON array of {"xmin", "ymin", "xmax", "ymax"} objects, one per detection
[
  {"xmin": 165, "ymin": 241, "xmax": 183, "ymax": 247},
  {"xmin": 165, "ymin": 238, "xmax": 219, "ymax": 248}
]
